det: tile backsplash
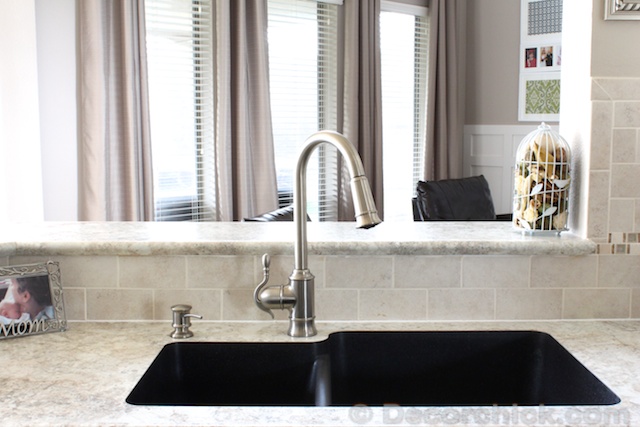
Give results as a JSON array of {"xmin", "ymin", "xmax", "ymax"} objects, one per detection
[
  {"xmin": 590, "ymin": 78, "xmax": 640, "ymax": 242},
  {"xmin": 7, "ymin": 252, "xmax": 639, "ymax": 322}
]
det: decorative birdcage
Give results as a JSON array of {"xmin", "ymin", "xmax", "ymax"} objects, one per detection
[{"xmin": 513, "ymin": 123, "xmax": 571, "ymax": 234}]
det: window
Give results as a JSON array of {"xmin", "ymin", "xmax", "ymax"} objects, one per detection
[
  {"xmin": 145, "ymin": 0, "xmax": 215, "ymax": 221},
  {"xmin": 145, "ymin": 0, "xmax": 428, "ymax": 222},
  {"xmin": 268, "ymin": 0, "xmax": 429, "ymax": 222},
  {"xmin": 267, "ymin": 0, "xmax": 340, "ymax": 221},
  {"xmin": 380, "ymin": 3, "xmax": 429, "ymax": 222}
]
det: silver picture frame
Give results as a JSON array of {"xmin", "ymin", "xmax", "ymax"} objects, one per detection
[
  {"xmin": 605, "ymin": 0, "xmax": 640, "ymax": 20},
  {"xmin": 0, "ymin": 261, "xmax": 67, "ymax": 339}
]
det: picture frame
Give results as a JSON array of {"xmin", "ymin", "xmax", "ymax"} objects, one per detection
[
  {"xmin": 605, "ymin": 0, "xmax": 640, "ymax": 20},
  {"xmin": 0, "ymin": 261, "xmax": 67, "ymax": 339},
  {"xmin": 518, "ymin": 72, "xmax": 561, "ymax": 122},
  {"xmin": 522, "ymin": 44, "xmax": 562, "ymax": 71},
  {"xmin": 519, "ymin": 0, "xmax": 563, "ymax": 122}
]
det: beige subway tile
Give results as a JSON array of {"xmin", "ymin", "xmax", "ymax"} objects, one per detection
[
  {"xmin": 593, "ymin": 78, "xmax": 640, "ymax": 101},
  {"xmin": 632, "ymin": 289, "xmax": 640, "ymax": 318},
  {"xmin": 359, "ymin": 289, "xmax": 426, "ymax": 320},
  {"xmin": 563, "ymin": 288, "xmax": 630, "ymax": 319},
  {"xmin": 591, "ymin": 79, "xmax": 611, "ymax": 101},
  {"xmin": 614, "ymin": 102, "xmax": 640, "ymax": 128},
  {"xmin": 462, "ymin": 256, "xmax": 530, "ymax": 288},
  {"xmin": 598, "ymin": 254, "xmax": 640, "ymax": 287},
  {"xmin": 325, "ymin": 256, "xmax": 392, "ymax": 289},
  {"xmin": 119, "ymin": 256, "xmax": 186, "ymax": 289},
  {"xmin": 5, "ymin": 256, "xmax": 117, "ymax": 290},
  {"xmin": 591, "ymin": 102, "xmax": 612, "ymax": 170},
  {"xmin": 154, "ymin": 289, "xmax": 222, "ymax": 321},
  {"xmin": 611, "ymin": 164, "xmax": 640, "ymax": 198},
  {"xmin": 306, "ymin": 256, "xmax": 325, "ymax": 288},
  {"xmin": 612, "ymin": 128, "xmax": 637, "ymax": 163},
  {"xmin": 62, "ymin": 288, "xmax": 85, "ymax": 321},
  {"xmin": 315, "ymin": 289, "xmax": 358, "ymax": 321},
  {"xmin": 7, "ymin": 256, "xmax": 51, "ymax": 265},
  {"xmin": 609, "ymin": 199, "xmax": 636, "ymax": 233},
  {"xmin": 221, "ymin": 289, "xmax": 287, "ymax": 321},
  {"xmin": 588, "ymin": 171, "xmax": 611, "ymax": 239},
  {"xmin": 52, "ymin": 256, "xmax": 118, "ymax": 288},
  {"xmin": 186, "ymin": 255, "xmax": 254, "ymax": 289},
  {"xmin": 428, "ymin": 288, "xmax": 494, "ymax": 320},
  {"xmin": 86, "ymin": 289, "xmax": 153, "ymax": 320},
  {"xmin": 496, "ymin": 289, "xmax": 562, "ymax": 320},
  {"xmin": 394, "ymin": 256, "xmax": 461, "ymax": 288},
  {"xmin": 530, "ymin": 255, "xmax": 597, "ymax": 288},
  {"xmin": 257, "ymin": 255, "xmax": 325, "ymax": 289}
]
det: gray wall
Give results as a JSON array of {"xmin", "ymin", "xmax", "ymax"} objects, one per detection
[
  {"xmin": 591, "ymin": 0, "xmax": 640, "ymax": 76},
  {"xmin": 464, "ymin": 0, "xmax": 521, "ymax": 125}
]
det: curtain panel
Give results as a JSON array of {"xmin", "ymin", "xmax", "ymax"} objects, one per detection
[
  {"xmin": 214, "ymin": 0, "xmax": 279, "ymax": 221},
  {"xmin": 77, "ymin": 0, "xmax": 154, "ymax": 221},
  {"xmin": 339, "ymin": 0, "xmax": 385, "ymax": 221},
  {"xmin": 424, "ymin": 0, "xmax": 466, "ymax": 181}
]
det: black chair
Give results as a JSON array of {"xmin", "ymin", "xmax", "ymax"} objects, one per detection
[{"xmin": 412, "ymin": 175, "xmax": 511, "ymax": 221}]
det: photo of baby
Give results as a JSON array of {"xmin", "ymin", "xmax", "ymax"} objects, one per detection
[{"xmin": 0, "ymin": 275, "xmax": 54, "ymax": 325}]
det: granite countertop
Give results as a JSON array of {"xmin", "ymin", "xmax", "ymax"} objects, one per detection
[
  {"xmin": 1, "ymin": 320, "xmax": 638, "ymax": 427},
  {"xmin": 0, "ymin": 221, "xmax": 595, "ymax": 256}
]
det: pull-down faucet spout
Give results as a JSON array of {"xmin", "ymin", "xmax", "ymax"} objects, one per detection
[{"xmin": 254, "ymin": 131, "xmax": 381, "ymax": 337}]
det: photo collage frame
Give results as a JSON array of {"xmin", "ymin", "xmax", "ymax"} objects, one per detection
[{"xmin": 519, "ymin": 0, "xmax": 563, "ymax": 121}]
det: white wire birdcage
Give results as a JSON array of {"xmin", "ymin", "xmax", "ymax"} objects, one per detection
[{"xmin": 513, "ymin": 123, "xmax": 571, "ymax": 234}]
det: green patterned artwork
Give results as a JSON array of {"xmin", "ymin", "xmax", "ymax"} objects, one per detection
[{"xmin": 525, "ymin": 79, "xmax": 561, "ymax": 115}]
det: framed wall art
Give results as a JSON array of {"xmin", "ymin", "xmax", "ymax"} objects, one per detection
[
  {"xmin": 519, "ymin": 72, "xmax": 561, "ymax": 122},
  {"xmin": 519, "ymin": 0, "xmax": 563, "ymax": 121},
  {"xmin": 605, "ymin": 0, "xmax": 640, "ymax": 20},
  {"xmin": 0, "ymin": 261, "xmax": 67, "ymax": 339}
]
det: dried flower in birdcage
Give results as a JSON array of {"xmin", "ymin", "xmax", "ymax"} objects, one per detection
[{"xmin": 513, "ymin": 123, "xmax": 571, "ymax": 233}]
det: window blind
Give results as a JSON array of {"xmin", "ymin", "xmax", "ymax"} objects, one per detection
[
  {"xmin": 267, "ymin": 0, "xmax": 340, "ymax": 222},
  {"xmin": 145, "ymin": 0, "xmax": 215, "ymax": 221},
  {"xmin": 380, "ymin": 8, "xmax": 429, "ymax": 222}
]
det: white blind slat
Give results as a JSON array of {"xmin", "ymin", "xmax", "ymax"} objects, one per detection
[
  {"xmin": 268, "ymin": 0, "xmax": 339, "ymax": 221},
  {"xmin": 146, "ymin": 0, "xmax": 215, "ymax": 221}
]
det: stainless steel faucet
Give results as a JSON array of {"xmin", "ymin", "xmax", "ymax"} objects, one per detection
[{"xmin": 254, "ymin": 131, "xmax": 381, "ymax": 337}]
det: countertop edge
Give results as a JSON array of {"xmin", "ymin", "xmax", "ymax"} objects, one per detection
[{"xmin": 0, "ymin": 221, "xmax": 597, "ymax": 257}]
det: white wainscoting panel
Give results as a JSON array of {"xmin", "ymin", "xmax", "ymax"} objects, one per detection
[{"xmin": 463, "ymin": 125, "xmax": 542, "ymax": 215}]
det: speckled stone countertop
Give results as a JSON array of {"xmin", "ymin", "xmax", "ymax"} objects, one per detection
[
  {"xmin": 1, "ymin": 320, "xmax": 637, "ymax": 427},
  {"xmin": 0, "ymin": 221, "xmax": 595, "ymax": 256}
]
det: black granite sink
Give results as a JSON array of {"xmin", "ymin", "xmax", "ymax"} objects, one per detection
[{"xmin": 126, "ymin": 331, "xmax": 620, "ymax": 406}]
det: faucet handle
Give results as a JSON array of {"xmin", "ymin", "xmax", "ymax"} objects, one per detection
[{"xmin": 254, "ymin": 254, "xmax": 275, "ymax": 319}]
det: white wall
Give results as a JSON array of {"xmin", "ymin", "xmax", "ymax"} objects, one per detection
[
  {"xmin": 35, "ymin": 0, "xmax": 77, "ymax": 221},
  {"xmin": 0, "ymin": 0, "xmax": 44, "ymax": 222}
]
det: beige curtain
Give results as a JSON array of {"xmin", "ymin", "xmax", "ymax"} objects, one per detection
[
  {"xmin": 423, "ymin": 0, "xmax": 466, "ymax": 181},
  {"xmin": 214, "ymin": 0, "xmax": 279, "ymax": 221},
  {"xmin": 77, "ymin": 0, "xmax": 154, "ymax": 221},
  {"xmin": 338, "ymin": 0, "xmax": 385, "ymax": 221}
]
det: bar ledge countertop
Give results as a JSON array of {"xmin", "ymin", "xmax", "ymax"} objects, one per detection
[{"xmin": 0, "ymin": 221, "xmax": 596, "ymax": 256}]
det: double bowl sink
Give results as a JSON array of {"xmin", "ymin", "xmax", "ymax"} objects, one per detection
[{"xmin": 126, "ymin": 330, "xmax": 619, "ymax": 407}]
